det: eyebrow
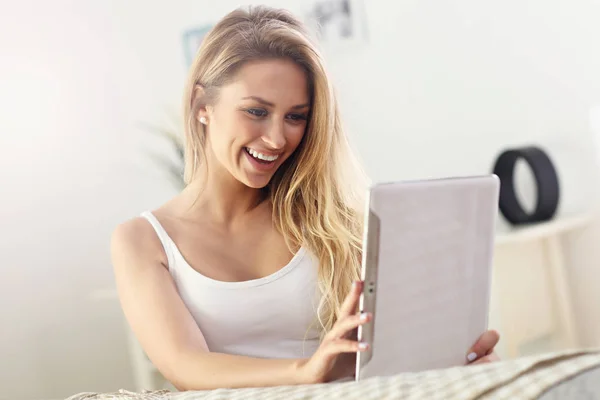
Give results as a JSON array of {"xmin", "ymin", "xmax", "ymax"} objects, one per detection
[{"xmin": 241, "ymin": 96, "xmax": 310, "ymax": 110}]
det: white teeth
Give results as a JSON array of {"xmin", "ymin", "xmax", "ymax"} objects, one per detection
[{"xmin": 247, "ymin": 148, "xmax": 279, "ymax": 162}]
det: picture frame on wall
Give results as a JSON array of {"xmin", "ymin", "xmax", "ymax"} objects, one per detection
[
  {"xmin": 182, "ymin": 25, "xmax": 213, "ymax": 67},
  {"xmin": 301, "ymin": 0, "xmax": 368, "ymax": 50}
]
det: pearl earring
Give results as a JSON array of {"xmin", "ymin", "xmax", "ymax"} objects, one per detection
[{"xmin": 199, "ymin": 116, "xmax": 207, "ymax": 125}]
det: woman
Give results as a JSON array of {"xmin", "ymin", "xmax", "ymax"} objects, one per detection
[{"xmin": 111, "ymin": 5, "xmax": 499, "ymax": 391}]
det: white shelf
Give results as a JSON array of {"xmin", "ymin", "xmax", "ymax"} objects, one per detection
[
  {"xmin": 491, "ymin": 211, "xmax": 597, "ymax": 359},
  {"xmin": 495, "ymin": 212, "xmax": 596, "ymax": 246}
]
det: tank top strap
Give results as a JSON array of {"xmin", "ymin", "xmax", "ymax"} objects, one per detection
[{"xmin": 140, "ymin": 211, "xmax": 176, "ymax": 270}]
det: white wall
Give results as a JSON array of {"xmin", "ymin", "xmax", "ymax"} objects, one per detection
[
  {"xmin": 2, "ymin": 0, "xmax": 600, "ymax": 399},
  {"xmin": 0, "ymin": 2, "xmax": 180, "ymax": 398}
]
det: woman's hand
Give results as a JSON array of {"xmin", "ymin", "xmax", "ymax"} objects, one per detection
[
  {"xmin": 466, "ymin": 329, "xmax": 501, "ymax": 365},
  {"xmin": 297, "ymin": 281, "xmax": 371, "ymax": 384}
]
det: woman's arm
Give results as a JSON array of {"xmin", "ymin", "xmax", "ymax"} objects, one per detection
[{"xmin": 111, "ymin": 218, "xmax": 308, "ymax": 391}]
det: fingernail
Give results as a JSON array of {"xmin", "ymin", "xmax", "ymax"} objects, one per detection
[
  {"xmin": 467, "ymin": 352, "xmax": 478, "ymax": 362},
  {"xmin": 358, "ymin": 342, "xmax": 369, "ymax": 351},
  {"xmin": 360, "ymin": 312, "xmax": 370, "ymax": 321}
]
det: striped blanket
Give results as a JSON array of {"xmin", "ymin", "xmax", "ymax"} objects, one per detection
[{"xmin": 67, "ymin": 348, "xmax": 600, "ymax": 400}]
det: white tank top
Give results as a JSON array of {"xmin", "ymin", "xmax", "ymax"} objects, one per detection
[{"xmin": 141, "ymin": 211, "xmax": 323, "ymax": 359}]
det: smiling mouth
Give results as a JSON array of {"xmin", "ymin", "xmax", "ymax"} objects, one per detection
[{"xmin": 244, "ymin": 147, "xmax": 280, "ymax": 164}]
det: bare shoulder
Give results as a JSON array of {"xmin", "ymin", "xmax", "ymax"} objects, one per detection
[{"xmin": 110, "ymin": 216, "xmax": 167, "ymax": 272}]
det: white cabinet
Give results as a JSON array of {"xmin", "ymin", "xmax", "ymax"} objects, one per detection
[{"xmin": 489, "ymin": 213, "xmax": 593, "ymax": 359}]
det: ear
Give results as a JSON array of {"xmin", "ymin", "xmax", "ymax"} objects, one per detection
[{"xmin": 192, "ymin": 84, "xmax": 209, "ymax": 124}]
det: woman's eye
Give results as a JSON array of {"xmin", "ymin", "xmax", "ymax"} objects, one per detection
[
  {"xmin": 287, "ymin": 113, "xmax": 308, "ymax": 122},
  {"xmin": 246, "ymin": 108, "xmax": 267, "ymax": 117}
]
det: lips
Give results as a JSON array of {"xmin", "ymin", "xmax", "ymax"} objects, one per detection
[
  {"xmin": 244, "ymin": 147, "xmax": 280, "ymax": 163},
  {"xmin": 242, "ymin": 147, "xmax": 283, "ymax": 173}
]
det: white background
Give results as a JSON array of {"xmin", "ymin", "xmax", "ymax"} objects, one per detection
[{"xmin": 1, "ymin": 0, "xmax": 600, "ymax": 398}]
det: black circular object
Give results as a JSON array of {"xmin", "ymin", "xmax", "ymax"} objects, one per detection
[{"xmin": 492, "ymin": 146, "xmax": 560, "ymax": 225}]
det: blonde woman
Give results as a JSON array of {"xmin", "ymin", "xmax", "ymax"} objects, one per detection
[{"xmin": 111, "ymin": 5, "xmax": 500, "ymax": 391}]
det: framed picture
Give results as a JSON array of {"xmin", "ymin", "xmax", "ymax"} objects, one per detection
[
  {"xmin": 302, "ymin": 0, "xmax": 368, "ymax": 49},
  {"xmin": 182, "ymin": 25, "xmax": 213, "ymax": 67}
]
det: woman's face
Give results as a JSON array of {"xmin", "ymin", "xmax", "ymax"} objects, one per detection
[{"xmin": 200, "ymin": 58, "xmax": 310, "ymax": 189}]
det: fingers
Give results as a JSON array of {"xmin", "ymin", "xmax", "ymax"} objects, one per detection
[
  {"xmin": 466, "ymin": 329, "xmax": 500, "ymax": 363},
  {"xmin": 471, "ymin": 352, "xmax": 501, "ymax": 365},
  {"xmin": 320, "ymin": 281, "xmax": 370, "ymax": 362},
  {"xmin": 324, "ymin": 338, "xmax": 370, "ymax": 356},
  {"xmin": 327, "ymin": 311, "xmax": 372, "ymax": 340},
  {"xmin": 338, "ymin": 281, "xmax": 363, "ymax": 319}
]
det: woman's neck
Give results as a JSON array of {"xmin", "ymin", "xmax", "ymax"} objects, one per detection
[{"xmin": 180, "ymin": 167, "xmax": 269, "ymax": 229}]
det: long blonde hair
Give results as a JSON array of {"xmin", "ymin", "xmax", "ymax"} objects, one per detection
[{"xmin": 182, "ymin": 5, "xmax": 369, "ymax": 334}]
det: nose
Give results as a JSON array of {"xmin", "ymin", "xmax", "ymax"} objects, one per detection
[{"xmin": 262, "ymin": 120, "xmax": 286, "ymax": 149}]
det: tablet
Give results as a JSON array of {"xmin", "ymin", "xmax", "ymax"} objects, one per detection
[{"xmin": 355, "ymin": 175, "xmax": 500, "ymax": 380}]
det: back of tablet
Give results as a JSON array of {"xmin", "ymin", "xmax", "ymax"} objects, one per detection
[{"xmin": 355, "ymin": 175, "xmax": 500, "ymax": 380}]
